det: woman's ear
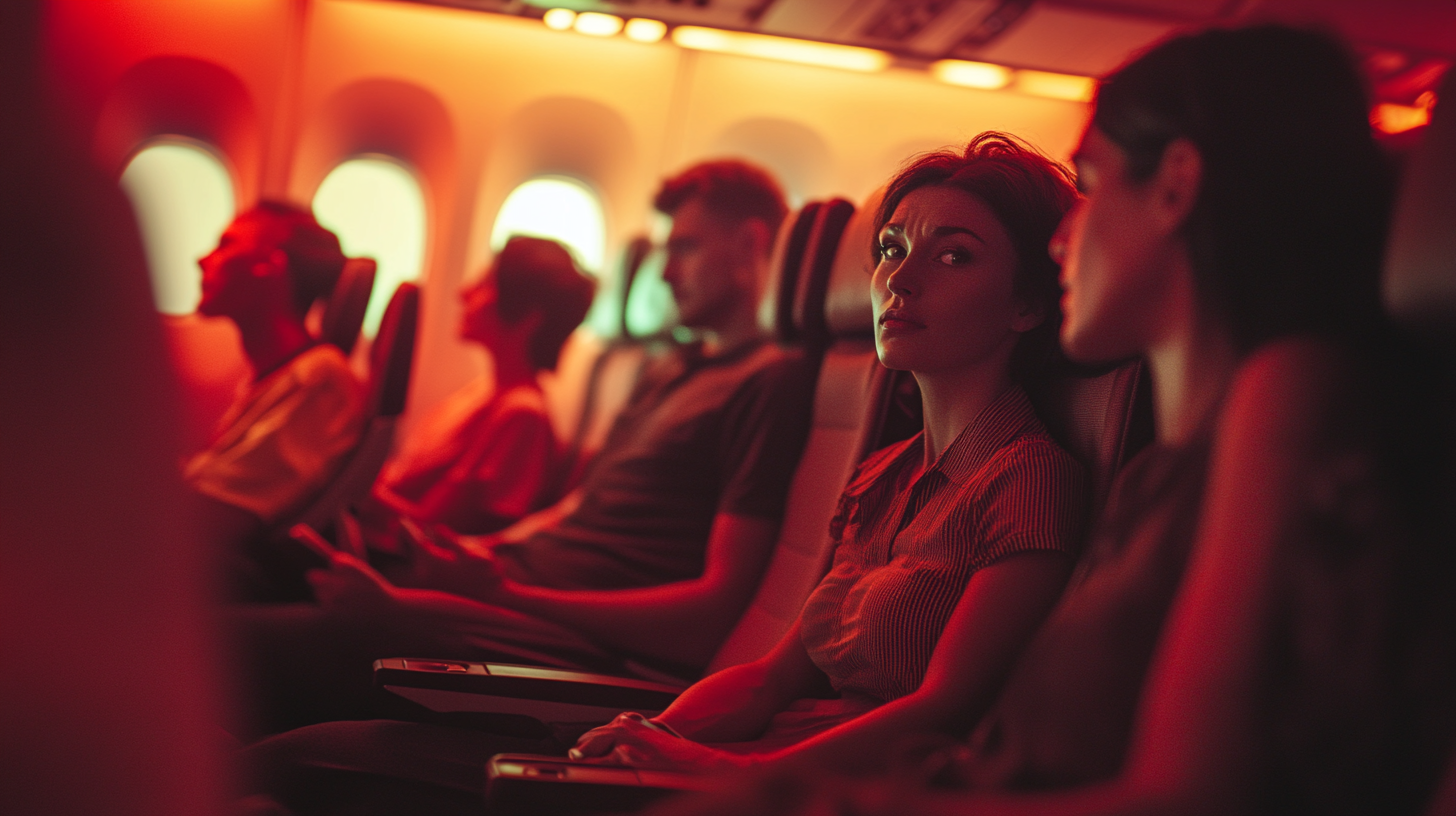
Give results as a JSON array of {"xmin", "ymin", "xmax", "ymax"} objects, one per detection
[{"xmin": 1153, "ymin": 138, "xmax": 1203, "ymax": 231}]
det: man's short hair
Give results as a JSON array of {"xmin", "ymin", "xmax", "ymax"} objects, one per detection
[
  {"xmin": 494, "ymin": 236, "xmax": 597, "ymax": 372},
  {"xmin": 653, "ymin": 160, "xmax": 788, "ymax": 239},
  {"xmin": 244, "ymin": 200, "xmax": 348, "ymax": 317}
]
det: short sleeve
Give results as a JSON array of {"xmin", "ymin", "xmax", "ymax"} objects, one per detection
[
  {"xmin": 972, "ymin": 438, "xmax": 1089, "ymax": 568},
  {"xmin": 715, "ymin": 348, "xmax": 816, "ymax": 520},
  {"xmin": 429, "ymin": 390, "xmax": 559, "ymax": 533}
]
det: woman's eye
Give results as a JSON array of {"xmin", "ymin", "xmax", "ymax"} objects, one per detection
[
  {"xmin": 879, "ymin": 241, "xmax": 905, "ymax": 260},
  {"xmin": 936, "ymin": 247, "xmax": 971, "ymax": 265}
]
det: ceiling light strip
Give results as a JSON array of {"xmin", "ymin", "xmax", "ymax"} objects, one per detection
[{"xmin": 671, "ymin": 26, "xmax": 890, "ymax": 73}]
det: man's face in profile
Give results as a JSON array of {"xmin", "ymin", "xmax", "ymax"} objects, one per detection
[{"xmin": 661, "ymin": 197, "xmax": 752, "ymax": 332}]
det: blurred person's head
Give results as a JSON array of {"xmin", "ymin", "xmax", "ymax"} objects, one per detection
[
  {"xmin": 870, "ymin": 133, "xmax": 1078, "ymax": 388},
  {"xmin": 1055, "ymin": 25, "xmax": 1389, "ymax": 363},
  {"xmin": 198, "ymin": 200, "xmax": 347, "ymax": 323},
  {"xmin": 654, "ymin": 160, "xmax": 788, "ymax": 333},
  {"xmin": 460, "ymin": 236, "xmax": 595, "ymax": 372}
]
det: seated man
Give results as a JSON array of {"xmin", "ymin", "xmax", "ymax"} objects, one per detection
[
  {"xmin": 362, "ymin": 235, "xmax": 595, "ymax": 537},
  {"xmin": 234, "ymin": 160, "xmax": 816, "ymax": 732},
  {"xmin": 184, "ymin": 201, "xmax": 365, "ymax": 600}
]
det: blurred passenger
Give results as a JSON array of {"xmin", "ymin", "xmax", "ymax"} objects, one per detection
[
  {"xmin": 361, "ymin": 235, "xmax": 594, "ymax": 537},
  {"xmin": 238, "ymin": 131, "xmax": 1089, "ymax": 816},
  {"xmin": 232, "ymin": 160, "xmax": 815, "ymax": 733},
  {"xmin": 185, "ymin": 202, "xmax": 364, "ymax": 599},
  {"xmin": 655, "ymin": 24, "xmax": 1456, "ymax": 816}
]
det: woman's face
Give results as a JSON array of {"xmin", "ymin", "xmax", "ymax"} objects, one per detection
[
  {"xmin": 872, "ymin": 185, "xmax": 1038, "ymax": 379},
  {"xmin": 1052, "ymin": 126, "xmax": 1188, "ymax": 362},
  {"xmin": 459, "ymin": 268, "xmax": 502, "ymax": 347}
]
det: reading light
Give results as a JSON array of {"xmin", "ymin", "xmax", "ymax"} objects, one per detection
[
  {"xmin": 542, "ymin": 8, "xmax": 576, "ymax": 31},
  {"xmin": 1015, "ymin": 70, "xmax": 1096, "ymax": 102},
  {"xmin": 624, "ymin": 18, "xmax": 667, "ymax": 43},
  {"xmin": 931, "ymin": 59, "xmax": 1012, "ymax": 90},
  {"xmin": 672, "ymin": 26, "xmax": 889, "ymax": 73},
  {"xmin": 575, "ymin": 12, "xmax": 624, "ymax": 37}
]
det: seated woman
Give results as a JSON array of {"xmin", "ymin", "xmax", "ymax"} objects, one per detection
[
  {"xmin": 185, "ymin": 201, "xmax": 366, "ymax": 600},
  {"xmin": 239, "ymin": 133, "xmax": 1090, "ymax": 814},
  {"xmin": 361, "ymin": 235, "xmax": 595, "ymax": 538},
  {"xmin": 661, "ymin": 24, "xmax": 1456, "ymax": 816}
]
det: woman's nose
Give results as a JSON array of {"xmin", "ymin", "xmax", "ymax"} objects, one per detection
[{"xmin": 883, "ymin": 262, "xmax": 915, "ymax": 297}]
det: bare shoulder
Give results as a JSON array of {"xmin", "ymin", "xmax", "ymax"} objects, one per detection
[{"xmin": 1222, "ymin": 336, "xmax": 1353, "ymax": 452}]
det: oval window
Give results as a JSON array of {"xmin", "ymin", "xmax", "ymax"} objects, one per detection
[
  {"xmin": 490, "ymin": 177, "xmax": 606, "ymax": 274},
  {"xmin": 313, "ymin": 157, "xmax": 428, "ymax": 337},
  {"xmin": 119, "ymin": 141, "xmax": 236, "ymax": 315}
]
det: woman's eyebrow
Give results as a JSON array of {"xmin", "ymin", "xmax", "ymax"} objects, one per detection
[{"xmin": 932, "ymin": 225, "xmax": 986, "ymax": 244}]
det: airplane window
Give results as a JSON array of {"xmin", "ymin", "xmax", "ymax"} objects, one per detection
[
  {"xmin": 490, "ymin": 176, "xmax": 607, "ymax": 275},
  {"xmin": 313, "ymin": 156, "xmax": 428, "ymax": 338},
  {"xmin": 119, "ymin": 140, "xmax": 236, "ymax": 315}
]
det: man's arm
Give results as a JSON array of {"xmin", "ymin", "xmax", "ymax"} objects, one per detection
[{"xmin": 480, "ymin": 512, "xmax": 780, "ymax": 668}]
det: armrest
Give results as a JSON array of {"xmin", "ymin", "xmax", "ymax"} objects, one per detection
[
  {"xmin": 374, "ymin": 658, "xmax": 689, "ymax": 722},
  {"xmin": 484, "ymin": 753, "xmax": 709, "ymax": 815}
]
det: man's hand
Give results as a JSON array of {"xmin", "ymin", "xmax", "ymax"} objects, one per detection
[
  {"xmin": 306, "ymin": 551, "xmax": 401, "ymax": 619},
  {"xmin": 569, "ymin": 712, "xmax": 747, "ymax": 772}
]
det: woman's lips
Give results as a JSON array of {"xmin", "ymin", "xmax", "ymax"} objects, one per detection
[{"xmin": 877, "ymin": 310, "xmax": 925, "ymax": 337}]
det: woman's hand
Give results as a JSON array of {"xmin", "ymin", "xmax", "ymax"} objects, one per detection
[{"xmin": 569, "ymin": 712, "xmax": 749, "ymax": 772}]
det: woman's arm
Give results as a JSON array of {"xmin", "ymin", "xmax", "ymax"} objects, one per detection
[
  {"xmin": 653, "ymin": 618, "xmax": 830, "ymax": 743},
  {"xmin": 570, "ymin": 619, "xmax": 831, "ymax": 765},
  {"xmin": 764, "ymin": 550, "xmax": 1072, "ymax": 774}
]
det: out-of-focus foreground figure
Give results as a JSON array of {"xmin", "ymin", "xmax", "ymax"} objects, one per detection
[{"xmin": 0, "ymin": 2, "xmax": 224, "ymax": 813}]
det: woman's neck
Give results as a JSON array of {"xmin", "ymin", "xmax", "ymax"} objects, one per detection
[
  {"xmin": 1147, "ymin": 309, "xmax": 1238, "ymax": 447},
  {"xmin": 239, "ymin": 314, "xmax": 314, "ymax": 381},
  {"xmin": 915, "ymin": 360, "xmax": 1014, "ymax": 469}
]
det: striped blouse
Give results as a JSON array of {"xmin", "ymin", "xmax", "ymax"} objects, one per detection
[{"xmin": 798, "ymin": 385, "xmax": 1088, "ymax": 703}]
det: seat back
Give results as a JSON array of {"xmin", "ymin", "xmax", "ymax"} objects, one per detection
[
  {"xmin": 320, "ymin": 257, "xmax": 376, "ymax": 355},
  {"xmin": 284, "ymin": 282, "xmax": 420, "ymax": 534},
  {"xmin": 706, "ymin": 192, "xmax": 887, "ymax": 673},
  {"xmin": 760, "ymin": 201, "xmax": 823, "ymax": 341},
  {"xmin": 1025, "ymin": 360, "xmax": 1154, "ymax": 520}
]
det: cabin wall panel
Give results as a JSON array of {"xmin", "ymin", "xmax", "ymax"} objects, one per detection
[
  {"xmin": 672, "ymin": 51, "xmax": 1088, "ymax": 204},
  {"xmin": 299, "ymin": 1, "xmax": 682, "ymax": 425}
]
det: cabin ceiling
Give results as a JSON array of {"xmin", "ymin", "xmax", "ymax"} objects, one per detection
[{"xmin": 395, "ymin": 0, "xmax": 1455, "ymax": 103}]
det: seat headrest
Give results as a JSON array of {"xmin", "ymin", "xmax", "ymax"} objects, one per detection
[
  {"xmin": 824, "ymin": 187, "xmax": 883, "ymax": 338},
  {"xmin": 760, "ymin": 202, "xmax": 822, "ymax": 341},
  {"xmin": 369, "ymin": 282, "xmax": 419, "ymax": 418},
  {"xmin": 320, "ymin": 257, "xmax": 376, "ymax": 356},
  {"xmin": 1386, "ymin": 75, "xmax": 1456, "ymax": 334},
  {"xmin": 615, "ymin": 236, "xmax": 653, "ymax": 339},
  {"xmin": 794, "ymin": 198, "xmax": 856, "ymax": 348}
]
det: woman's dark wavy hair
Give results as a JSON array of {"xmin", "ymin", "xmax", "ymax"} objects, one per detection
[
  {"xmin": 875, "ymin": 132, "xmax": 1079, "ymax": 382},
  {"xmin": 1092, "ymin": 25, "xmax": 1391, "ymax": 353}
]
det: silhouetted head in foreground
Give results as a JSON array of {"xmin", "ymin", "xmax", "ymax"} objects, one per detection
[{"xmin": 1059, "ymin": 25, "xmax": 1389, "ymax": 362}]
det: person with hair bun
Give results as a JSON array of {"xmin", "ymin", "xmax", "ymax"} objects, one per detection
[
  {"xmin": 185, "ymin": 200, "xmax": 364, "ymax": 599},
  {"xmin": 367, "ymin": 235, "xmax": 595, "ymax": 536}
]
